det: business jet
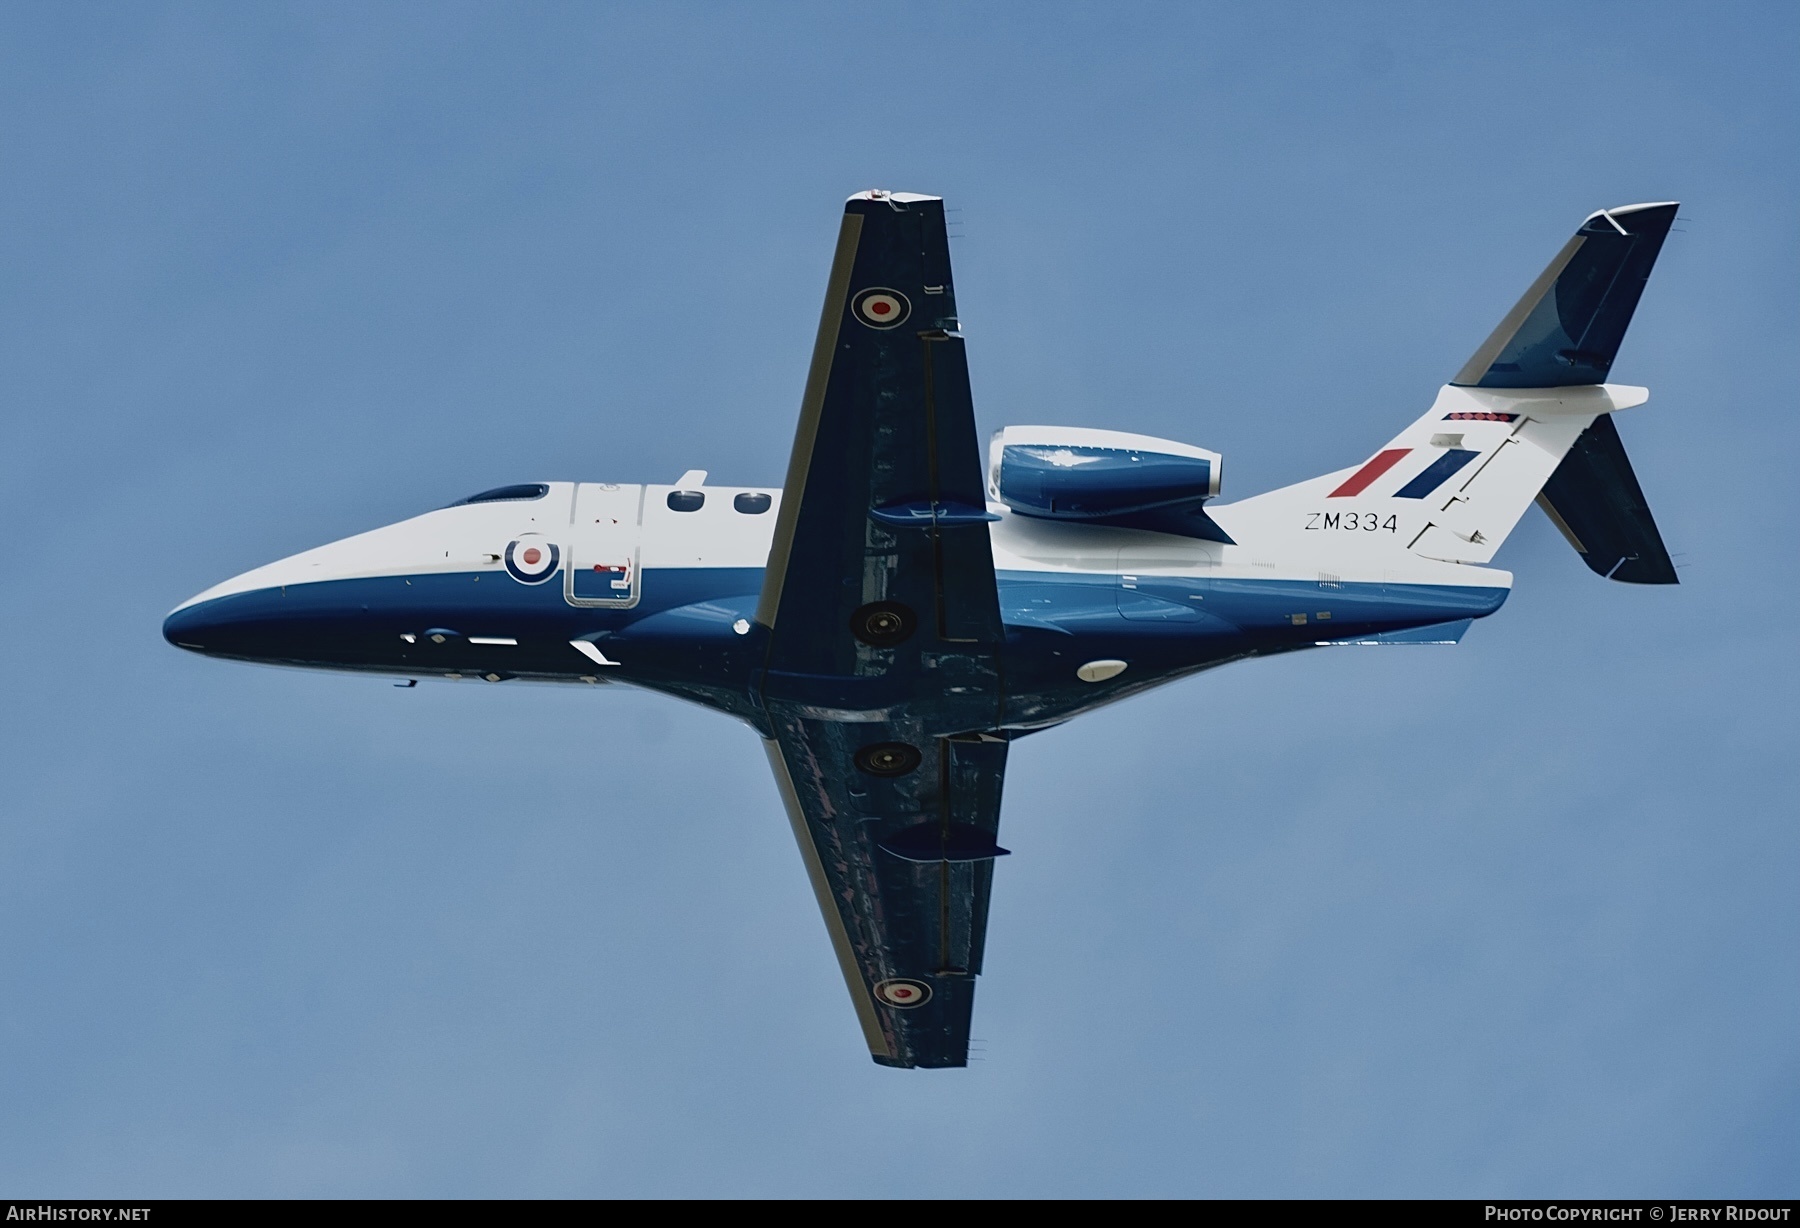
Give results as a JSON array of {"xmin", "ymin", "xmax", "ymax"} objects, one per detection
[{"xmin": 166, "ymin": 191, "xmax": 1679, "ymax": 1067}]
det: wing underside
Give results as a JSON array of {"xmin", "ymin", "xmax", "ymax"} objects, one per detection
[
  {"xmin": 756, "ymin": 191, "xmax": 1009, "ymax": 1068},
  {"xmin": 765, "ymin": 729, "xmax": 1007, "ymax": 1068}
]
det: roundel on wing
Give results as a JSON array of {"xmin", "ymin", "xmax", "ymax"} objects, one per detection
[
  {"xmin": 851, "ymin": 288, "xmax": 910, "ymax": 330},
  {"xmin": 873, "ymin": 978, "xmax": 931, "ymax": 1009},
  {"xmin": 504, "ymin": 536, "xmax": 560, "ymax": 584}
]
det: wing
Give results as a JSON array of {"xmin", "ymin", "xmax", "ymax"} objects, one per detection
[
  {"xmin": 764, "ymin": 729, "xmax": 1008, "ymax": 1068},
  {"xmin": 756, "ymin": 191, "xmax": 1008, "ymax": 1068},
  {"xmin": 757, "ymin": 190, "xmax": 1002, "ymax": 662}
]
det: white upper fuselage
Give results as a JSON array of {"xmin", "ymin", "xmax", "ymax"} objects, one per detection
[{"xmin": 174, "ymin": 478, "xmax": 1509, "ymax": 615}]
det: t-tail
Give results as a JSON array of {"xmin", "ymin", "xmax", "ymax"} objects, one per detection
[{"xmin": 1216, "ymin": 202, "xmax": 1679, "ymax": 584}]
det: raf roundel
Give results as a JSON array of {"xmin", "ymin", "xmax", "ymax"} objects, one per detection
[
  {"xmin": 873, "ymin": 978, "xmax": 932, "ymax": 1009},
  {"xmin": 504, "ymin": 536, "xmax": 560, "ymax": 585},
  {"xmin": 852, "ymin": 287, "xmax": 910, "ymax": 330}
]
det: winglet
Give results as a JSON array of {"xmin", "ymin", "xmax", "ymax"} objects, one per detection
[{"xmin": 1452, "ymin": 201, "xmax": 1678, "ymax": 389}]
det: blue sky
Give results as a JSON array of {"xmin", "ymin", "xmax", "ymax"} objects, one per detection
[{"xmin": 1, "ymin": 1, "xmax": 1795, "ymax": 1197}]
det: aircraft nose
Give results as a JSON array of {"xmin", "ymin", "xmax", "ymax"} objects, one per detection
[
  {"xmin": 163, "ymin": 579, "xmax": 283, "ymax": 655},
  {"xmin": 162, "ymin": 577, "xmax": 399, "ymax": 669},
  {"xmin": 163, "ymin": 597, "xmax": 229, "ymax": 654}
]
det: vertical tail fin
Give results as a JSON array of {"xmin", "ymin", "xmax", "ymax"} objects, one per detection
[
  {"xmin": 1216, "ymin": 383, "xmax": 1651, "ymax": 566},
  {"xmin": 1213, "ymin": 203, "xmax": 1677, "ymax": 579}
]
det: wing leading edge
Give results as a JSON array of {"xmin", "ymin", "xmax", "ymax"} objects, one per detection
[{"xmin": 757, "ymin": 191, "xmax": 1008, "ymax": 1068}]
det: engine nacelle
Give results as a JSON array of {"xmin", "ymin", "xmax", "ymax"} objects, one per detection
[{"xmin": 987, "ymin": 426, "xmax": 1231, "ymax": 542}]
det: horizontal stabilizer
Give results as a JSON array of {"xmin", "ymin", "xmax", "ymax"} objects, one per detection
[
  {"xmin": 1536, "ymin": 414, "xmax": 1678, "ymax": 584},
  {"xmin": 1454, "ymin": 202, "xmax": 1677, "ymax": 389}
]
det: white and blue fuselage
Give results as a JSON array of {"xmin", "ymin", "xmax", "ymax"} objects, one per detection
[{"xmin": 163, "ymin": 476, "xmax": 1508, "ymax": 730}]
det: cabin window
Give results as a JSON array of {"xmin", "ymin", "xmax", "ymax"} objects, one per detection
[
  {"xmin": 454, "ymin": 484, "xmax": 549, "ymax": 506},
  {"xmin": 734, "ymin": 492, "xmax": 772, "ymax": 515},
  {"xmin": 667, "ymin": 490, "xmax": 705, "ymax": 512}
]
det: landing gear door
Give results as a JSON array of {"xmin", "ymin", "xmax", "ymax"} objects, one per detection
[{"xmin": 566, "ymin": 483, "xmax": 643, "ymax": 608}]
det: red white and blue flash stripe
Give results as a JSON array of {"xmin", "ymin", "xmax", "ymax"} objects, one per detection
[{"xmin": 1329, "ymin": 447, "xmax": 1481, "ymax": 500}]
